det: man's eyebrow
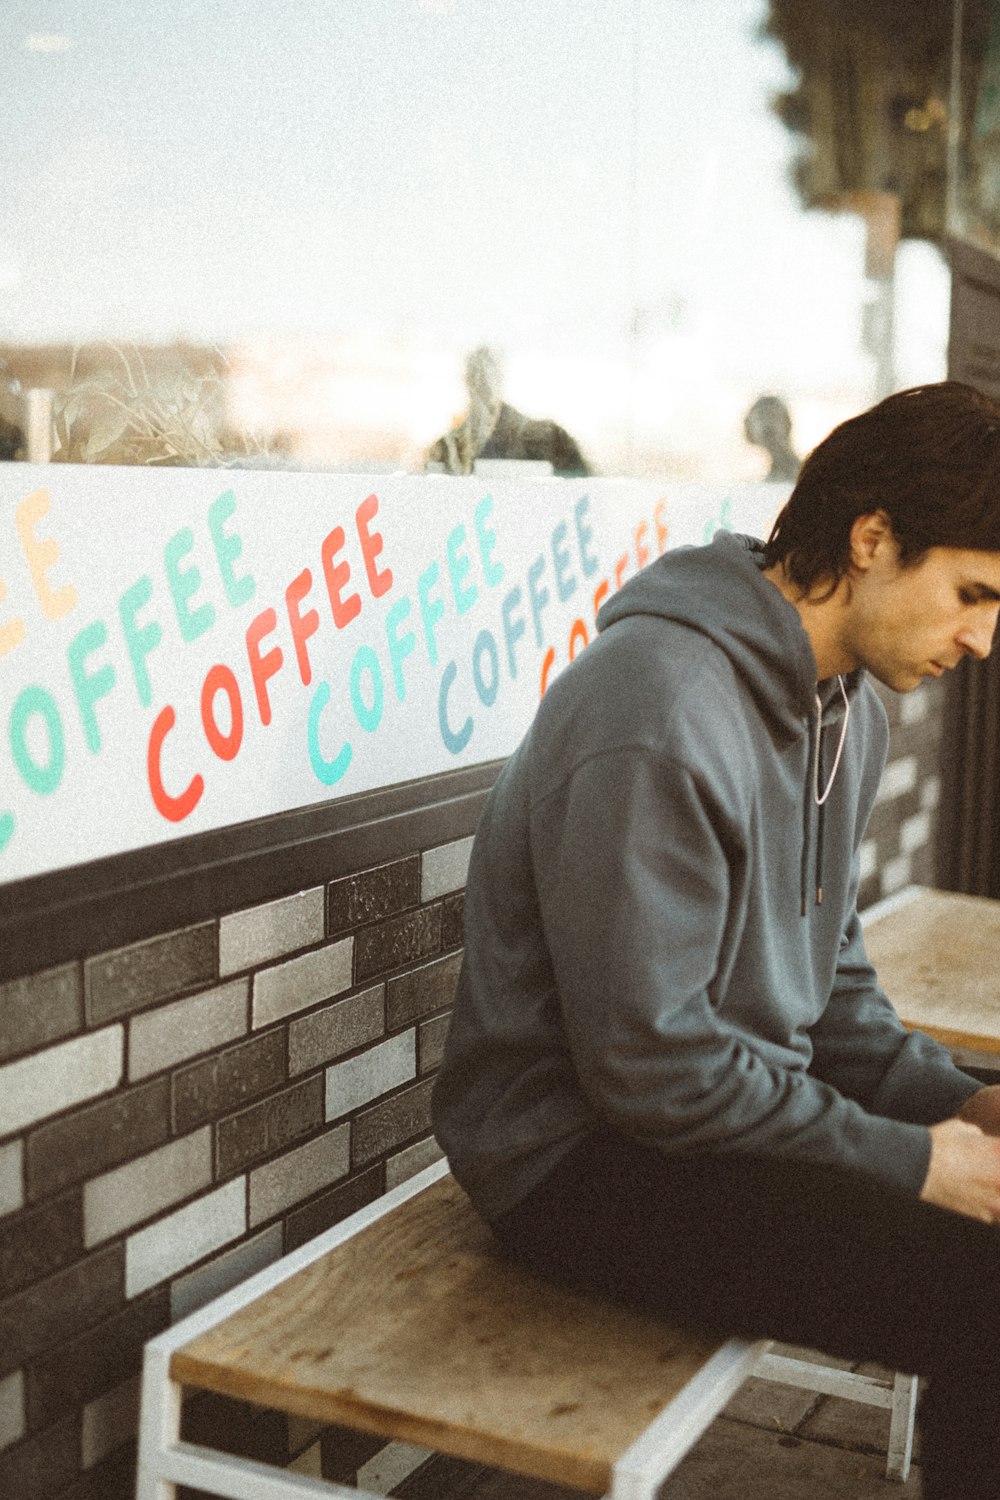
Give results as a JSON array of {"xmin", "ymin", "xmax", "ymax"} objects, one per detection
[{"xmin": 965, "ymin": 582, "xmax": 1000, "ymax": 602}]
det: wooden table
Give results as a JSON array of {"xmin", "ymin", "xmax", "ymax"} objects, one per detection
[{"xmin": 863, "ymin": 886, "xmax": 1000, "ymax": 1060}]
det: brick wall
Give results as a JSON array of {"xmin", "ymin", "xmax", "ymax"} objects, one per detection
[{"xmin": 0, "ymin": 679, "xmax": 949, "ymax": 1499}]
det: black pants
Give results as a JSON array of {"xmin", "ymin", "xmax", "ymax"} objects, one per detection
[{"xmin": 491, "ymin": 1130, "xmax": 1000, "ymax": 1499}]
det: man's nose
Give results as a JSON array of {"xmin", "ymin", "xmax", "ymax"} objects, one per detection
[{"xmin": 958, "ymin": 612, "xmax": 1000, "ymax": 660}]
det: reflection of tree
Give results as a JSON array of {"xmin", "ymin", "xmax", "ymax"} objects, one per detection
[{"xmin": 762, "ymin": 0, "xmax": 992, "ymax": 243}]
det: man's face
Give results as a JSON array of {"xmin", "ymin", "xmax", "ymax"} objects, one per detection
[{"xmin": 842, "ymin": 535, "xmax": 1000, "ymax": 692}]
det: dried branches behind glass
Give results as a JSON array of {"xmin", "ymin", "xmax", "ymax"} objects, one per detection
[{"xmin": 51, "ymin": 344, "xmax": 265, "ymax": 466}]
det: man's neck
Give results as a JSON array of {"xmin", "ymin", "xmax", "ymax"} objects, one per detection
[{"xmin": 761, "ymin": 562, "xmax": 855, "ymax": 682}]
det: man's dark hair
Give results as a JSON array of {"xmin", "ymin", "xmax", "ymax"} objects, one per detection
[{"xmin": 763, "ymin": 381, "xmax": 1000, "ymax": 596}]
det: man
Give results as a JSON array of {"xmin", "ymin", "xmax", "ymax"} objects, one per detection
[{"xmin": 432, "ymin": 381, "xmax": 1000, "ymax": 1498}]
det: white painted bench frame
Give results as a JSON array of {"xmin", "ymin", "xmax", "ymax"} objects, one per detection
[{"xmin": 136, "ymin": 1157, "xmax": 918, "ymax": 1498}]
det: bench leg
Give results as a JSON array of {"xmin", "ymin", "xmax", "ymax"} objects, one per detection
[
  {"xmin": 136, "ymin": 1345, "xmax": 181, "ymax": 1500},
  {"xmin": 886, "ymin": 1372, "xmax": 918, "ymax": 1483}
]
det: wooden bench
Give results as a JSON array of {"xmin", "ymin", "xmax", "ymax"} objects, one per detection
[{"xmin": 136, "ymin": 1159, "xmax": 918, "ymax": 1499}]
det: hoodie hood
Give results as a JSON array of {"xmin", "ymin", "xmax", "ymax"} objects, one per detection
[{"xmin": 596, "ymin": 530, "xmax": 861, "ymax": 744}]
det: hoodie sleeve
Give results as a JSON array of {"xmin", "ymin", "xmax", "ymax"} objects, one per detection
[
  {"xmin": 807, "ymin": 900, "xmax": 982, "ymax": 1123},
  {"xmin": 532, "ymin": 743, "xmax": 936, "ymax": 1197}
]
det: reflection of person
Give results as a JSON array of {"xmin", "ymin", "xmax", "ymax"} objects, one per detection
[
  {"xmin": 426, "ymin": 345, "xmax": 590, "ymax": 477},
  {"xmin": 433, "ymin": 382, "xmax": 1000, "ymax": 1500},
  {"xmin": 744, "ymin": 392, "xmax": 800, "ymax": 481}
]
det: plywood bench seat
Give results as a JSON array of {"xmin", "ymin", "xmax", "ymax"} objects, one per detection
[{"xmin": 136, "ymin": 1160, "xmax": 916, "ymax": 1500}]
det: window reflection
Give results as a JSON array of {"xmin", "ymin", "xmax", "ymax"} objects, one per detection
[{"xmin": 1, "ymin": 0, "xmax": 953, "ymax": 478}]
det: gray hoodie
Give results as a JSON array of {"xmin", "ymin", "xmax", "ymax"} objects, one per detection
[{"xmin": 431, "ymin": 531, "xmax": 981, "ymax": 1221}]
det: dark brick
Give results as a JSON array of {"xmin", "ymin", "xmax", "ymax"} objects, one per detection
[
  {"xmin": 386, "ymin": 952, "xmax": 462, "ymax": 1029},
  {"xmin": 182, "ymin": 1389, "xmax": 289, "ymax": 1463},
  {"xmin": 418, "ymin": 1013, "xmax": 450, "ymax": 1075},
  {"xmin": 354, "ymin": 907, "xmax": 442, "ymax": 984},
  {"xmin": 172, "ymin": 1029, "xmax": 285, "ymax": 1134},
  {"xmin": 351, "ymin": 1079, "xmax": 434, "ymax": 1167},
  {"xmin": 0, "ymin": 1243, "xmax": 123, "ymax": 1378},
  {"xmin": 328, "ymin": 856, "xmax": 420, "ymax": 935},
  {"xmin": 26, "ymin": 1077, "xmax": 170, "ymax": 1200},
  {"xmin": 440, "ymin": 892, "xmax": 465, "ymax": 952},
  {"xmin": 216, "ymin": 1075, "xmax": 324, "ymax": 1177},
  {"xmin": 61, "ymin": 1441, "xmax": 136, "ymax": 1500},
  {"xmin": 0, "ymin": 1413, "xmax": 79, "ymax": 1500},
  {"xmin": 393, "ymin": 1452, "xmax": 486, "ymax": 1500},
  {"xmin": 0, "ymin": 1192, "xmax": 81, "ymax": 1299},
  {"xmin": 288, "ymin": 986, "xmax": 384, "ymax": 1076},
  {"xmin": 85, "ymin": 924, "xmax": 216, "ymax": 1026},
  {"xmin": 0, "ymin": 963, "xmax": 82, "ymax": 1064},
  {"xmin": 320, "ymin": 1423, "xmax": 388, "ymax": 1483},
  {"xmin": 284, "ymin": 1164, "xmax": 383, "ymax": 1252},
  {"xmin": 27, "ymin": 1287, "xmax": 168, "ymax": 1430}
]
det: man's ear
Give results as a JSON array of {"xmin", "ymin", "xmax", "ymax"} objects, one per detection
[{"xmin": 848, "ymin": 510, "xmax": 895, "ymax": 573}]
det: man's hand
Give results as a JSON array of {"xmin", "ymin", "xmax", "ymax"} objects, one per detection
[
  {"xmin": 920, "ymin": 1116, "xmax": 1000, "ymax": 1223},
  {"xmin": 957, "ymin": 1084, "xmax": 1000, "ymax": 1136}
]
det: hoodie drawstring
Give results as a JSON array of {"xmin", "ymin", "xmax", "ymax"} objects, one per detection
[{"xmin": 802, "ymin": 677, "xmax": 850, "ymax": 914}]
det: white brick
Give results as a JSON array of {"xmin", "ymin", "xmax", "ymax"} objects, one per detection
[
  {"xmin": 252, "ymin": 939, "xmax": 353, "ymax": 1029},
  {"xmin": 920, "ymin": 775, "xmax": 941, "ymax": 811},
  {"xmin": 249, "ymin": 1125, "xmax": 350, "ymax": 1228},
  {"xmin": 81, "ymin": 1374, "xmax": 139, "ymax": 1469},
  {"xmin": 385, "ymin": 1135, "xmax": 444, "ymax": 1190},
  {"xmin": 220, "ymin": 888, "xmax": 325, "ymax": 977},
  {"xmin": 875, "ymin": 756, "xmax": 918, "ymax": 804},
  {"xmin": 170, "ymin": 1223, "xmax": 283, "ymax": 1323},
  {"xmin": 880, "ymin": 853, "xmax": 912, "ymax": 896},
  {"xmin": 901, "ymin": 809, "xmax": 932, "ymax": 855},
  {"xmin": 0, "ymin": 1027, "xmax": 122, "ymax": 1137},
  {"xmin": 129, "ymin": 979, "xmax": 248, "ymax": 1082},
  {"xmin": 421, "ymin": 837, "xmax": 474, "ymax": 901},
  {"xmin": 326, "ymin": 1031, "xmax": 416, "ymax": 1122},
  {"xmin": 358, "ymin": 1443, "xmax": 431, "ymax": 1493},
  {"xmin": 899, "ymin": 687, "xmax": 929, "ymax": 725},
  {"xmin": 0, "ymin": 1370, "xmax": 24, "ymax": 1452},
  {"xmin": 86, "ymin": 1128, "xmax": 212, "ymax": 1247},
  {"xmin": 126, "ymin": 1178, "xmax": 246, "ymax": 1298},
  {"xmin": 0, "ymin": 1141, "xmax": 23, "ymax": 1218},
  {"xmin": 858, "ymin": 841, "xmax": 877, "ymax": 883}
]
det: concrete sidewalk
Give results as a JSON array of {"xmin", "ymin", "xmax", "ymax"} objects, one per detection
[{"xmin": 397, "ymin": 1343, "xmax": 924, "ymax": 1499}]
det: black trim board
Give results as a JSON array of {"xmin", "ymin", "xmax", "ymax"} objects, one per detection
[{"xmin": 0, "ymin": 761, "xmax": 504, "ymax": 982}]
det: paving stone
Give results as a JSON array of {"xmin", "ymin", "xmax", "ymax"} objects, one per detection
[
  {"xmin": 800, "ymin": 1363, "xmax": 923, "ymax": 1460},
  {"xmin": 723, "ymin": 1342, "xmax": 853, "ymax": 1432}
]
